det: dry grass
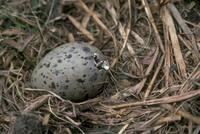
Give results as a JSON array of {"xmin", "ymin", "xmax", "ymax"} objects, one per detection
[{"xmin": 0, "ymin": 0, "xmax": 200, "ymax": 133}]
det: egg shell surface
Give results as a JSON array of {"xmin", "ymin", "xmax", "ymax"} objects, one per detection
[{"xmin": 31, "ymin": 42, "xmax": 108, "ymax": 102}]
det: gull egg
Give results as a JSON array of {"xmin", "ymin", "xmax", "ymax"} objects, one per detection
[{"xmin": 31, "ymin": 42, "xmax": 109, "ymax": 102}]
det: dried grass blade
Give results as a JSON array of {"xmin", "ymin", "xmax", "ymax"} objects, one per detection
[
  {"xmin": 82, "ymin": 4, "xmax": 95, "ymax": 28},
  {"xmin": 67, "ymin": 15, "xmax": 95, "ymax": 41},
  {"xmin": 1, "ymin": 28, "xmax": 25, "ymax": 36},
  {"xmin": 105, "ymin": 0, "xmax": 141, "ymax": 69},
  {"xmin": 131, "ymin": 31, "xmax": 145, "ymax": 46},
  {"xmin": 163, "ymin": 28, "xmax": 173, "ymax": 86},
  {"xmin": 103, "ymin": 88, "xmax": 200, "ymax": 109},
  {"xmin": 179, "ymin": 63, "xmax": 200, "ymax": 93},
  {"xmin": 141, "ymin": 0, "xmax": 165, "ymax": 53},
  {"xmin": 178, "ymin": 110, "xmax": 200, "ymax": 124},
  {"xmin": 144, "ymin": 55, "xmax": 164, "ymax": 99},
  {"xmin": 23, "ymin": 94, "xmax": 51, "ymax": 113},
  {"xmin": 105, "ymin": 1, "xmax": 118, "ymax": 25},
  {"xmin": 77, "ymin": 0, "xmax": 118, "ymax": 67},
  {"xmin": 161, "ymin": 104, "xmax": 200, "ymax": 124},
  {"xmin": 163, "ymin": 6, "xmax": 187, "ymax": 78},
  {"xmin": 155, "ymin": 114, "xmax": 181, "ymax": 125},
  {"xmin": 137, "ymin": 46, "xmax": 159, "ymax": 93},
  {"xmin": 78, "ymin": 0, "xmax": 108, "ymax": 32},
  {"xmin": 0, "ymin": 78, "xmax": 4, "ymax": 105},
  {"xmin": 167, "ymin": 3, "xmax": 200, "ymax": 61}
]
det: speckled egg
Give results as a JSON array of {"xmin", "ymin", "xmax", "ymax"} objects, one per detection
[{"xmin": 31, "ymin": 42, "xmax": 109, "ymax": 102}]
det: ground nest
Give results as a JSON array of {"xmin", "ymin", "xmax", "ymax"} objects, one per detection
[{"xmin": 0, "ymin": 0, "xmax": 200, "ymax": 133}]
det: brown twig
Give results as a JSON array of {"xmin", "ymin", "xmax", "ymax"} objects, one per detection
[
  {"xmin": 137, "ymin": 46, "xmax": 159, "ymax": 93},
  {"xmin": 144, "ymin": 55, "xmax": 164, "ymax": 99},
  {"xmin": 163, "ymin": 6, "xmax": 187, "ymax": 78},
  {"xmin": 102, "ymin": 89, "xmax": 200, "ymax": 109},
  {"xmin": 67, "ymin": 15, "xmax": 95, "ymax": 41},
  {"xmin": 141, "ymin": 0, "xmax": 165, "ymax": 53},
  {"xmin": 23, "ymin": 94, "xmax": 51, "ymax": 113}
]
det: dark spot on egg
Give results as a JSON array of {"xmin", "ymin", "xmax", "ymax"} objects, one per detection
[
  {"xmin": 89, "ymin": 73, "xmax": 98, "ymax": 82},
  {"xmin": 43, "ymin": 81, "xmax": 47, "ymax": 84},
  {"xmin": 71, "ymin": 67, "xmax": 75, "ymax": 70},
  {"xmin": 69, "ymin": 47, "xmax": 75, "ymax": 52},
  {"xmin": 57, "ymin": 59, "xmax": 62, "ymax": 63},
  {"xmin": 56, "ymin": 83, "xmax": 59, "ymax": 87},
  {"xmin": 34, "ymin": 78, "xmax": 36, "ymax": 81},
  {"xmin": 73, "ymin": 51, "xmax": 78, "ymax": 54},
  {"xmin": 40, "ymin": 72, "xmax": 43, "ymax": 76},
  {"xmin": 82, "ymin": 62, "xmax": 88, "ymax": 65},
  {"xmin": 81, "ymin": 56, "xmax": 84, "ymax": 59},
  {"xmin": 53, "ymin": 70, "xmax": 60, "ymax": 76},
  {"xmin": 39, "ymin": 65, "xmax": 43, "ymax": 69},
  {"xmin": 50, "ymin": 57, "xmax": 53, "ymax": 60},
  {"xmin": 84, "ymin": 56, "xmax": 93, "ymax": 60},
  {"xmin": 82, "ymin": 47, "xmax": 90, "ymax": 52},
  {"xmin": 43, "ymin": 63, "xmax": 50, "ymax": 68},
  {"xmin": 66, "ymin": 54, "xmax": 72, "ymax": 59},
  {"xmin": 53, "ymin": 64, "xmax": 57, "ymax": 67},
  {"xmin": 83, "ymin": 74, "xmax": 86, "ymax": 77},
  {"xmin": 65, "ymin": 79, "xmax": 69, "ymax": 83},
  {"xmin": 51, "ymin": 82, "xmax": 56, "ymax": 88},
  {"xmin": 76, "ymin": 79, "xmax": 85, "ymax": 83},
  {"xmin": 64, "ymin": 85, "xmax": 69, "ymax": 89}
]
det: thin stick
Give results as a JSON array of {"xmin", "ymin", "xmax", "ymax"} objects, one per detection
[
  {"xmin": 141, "ymin": 0, "xmax": 165, "ymax": 53},
  {"xmin": 47, "ymin": 97, "xmax": 82, "ymax": 127},
  {"xmin": 117, "ymin": 123, "xmax": 130, "ymax": 134},
  {"xmin": 161, "ymin": 104, "xmax": 200, "ymax": 124},
  {"xmin": 163, "ymin": 6, "xmax": 187, "ymax": 78},
  {"xmin": 23, "ymin": 94, "xmax": 51, "ymax": 113},
  {"xmin": 67, "ymin": 15, "xmax": 95, "ymax": 41},
  {"xmin": 144, "ymin": 55, "xmax": 164, "ymax": 99},
  {"xmin": 102, "ymin": 89, "xmax": 200, "ymax": 109},
  {"xmin": 137, "ymin": 46, "xmax": 159, "ymax": 93}
]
